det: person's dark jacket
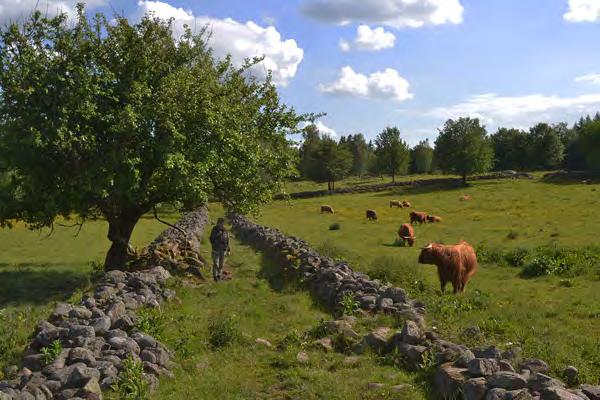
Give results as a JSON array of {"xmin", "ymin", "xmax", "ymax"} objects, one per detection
[{"xmin": 209, "ymin": 225, "xmax": 230, "ymax": 252}]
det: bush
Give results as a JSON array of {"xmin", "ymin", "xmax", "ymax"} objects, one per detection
[
  {"xmin": 476, "ymin": 243, "xmax": 504, "ymax": 265},
  {"xmin": 112, "ymin": 355, "xmax": 148, "ymax": 400},
  {"xmin": 329, "ymin": 223, "xmax": 341, "ymax": 231},
  {"xmin": 40, "ymin": 340, "xmax": 62, "ymax": 366},
  {"xmin": 369, "ymin": 256, "xmax": 426, "ymax": 294},
  {"xmin": 133, "ymin": 307, "xmax": 165, "ymax": 339},
  {"xmin": 338, "ymin": 292, "xmax": 360, "ymax": 316},
  {"xmin": 306, "ymin": 319, "xmax": 328, "ymax": 340},
  {"xmin": 208, "ymin": 314, "xmax": 240, "ymax": 349},
  {"xmin": 504, "ymin": 248, "xmax": 529, "ymax": 267}
]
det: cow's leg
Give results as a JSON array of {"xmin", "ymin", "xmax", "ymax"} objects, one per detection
[{"xmin": 440, "ymin": 279, "xmax": 447, "ymax": 293}]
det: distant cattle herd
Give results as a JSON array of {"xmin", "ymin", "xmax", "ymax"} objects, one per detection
[{"xmin": 319, "ymin": 194, "xmax": 478, "ymax": 294}]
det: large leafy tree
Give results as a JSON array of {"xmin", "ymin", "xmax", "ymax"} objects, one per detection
[
  {"xmin": 342, "ymin": 134, "xmax": 371, "ymax": 177},
  {"xmin": 528, "ymin": 123, "xmax": 565, "ymax": 170},
  {"xmin": 373, "ymin": 126, "xmax": 410, "ymax": 182},
  {"xmin": 309, "ymin": 137, "xmax": 352, "ymax": 191},
  {"xmin": 579, "ymin": 120, "xmax": 600, "ymax": 170},
  {"xmin": 491, "ymin": 127, "xmax": 528, "ymax": 171},
  {"xmin": 410, "ymin": 139, "xmax": 434, "ymax": 174},
  {"xmin": 434, "ymin": 117, "xmax": 493, "ymax": 183},
  {"xmin": 0, "ymin": 7, "xmax": 307, "ymax": 269}
]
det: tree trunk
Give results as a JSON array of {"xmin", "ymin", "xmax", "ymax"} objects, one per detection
[
  {"xmin": 462, "ymin": 174, "xmax": 467, "ymax": 184},
  {"xmin": 391, "ymin": 172, "xmax": 395, "ymax": 183},
  {"xmin": 104, "ymin": 211, "xmax": 142, "ymax": 271}
]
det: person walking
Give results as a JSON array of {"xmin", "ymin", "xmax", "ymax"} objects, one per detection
[{"xmin": 209, "ymin": 217, "xmax": 230, "ymax": 281}]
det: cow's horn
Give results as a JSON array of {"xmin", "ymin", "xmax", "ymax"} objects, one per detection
[{"xmin": 421, "ymin": 243, "xmax": 433, "ymax": 249}]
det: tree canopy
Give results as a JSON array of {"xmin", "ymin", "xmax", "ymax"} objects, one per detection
[
  {"xmin": 0, "ymin": 7, "xmax": 308, "ymax": 269},
  {"xmin": 579, "ymin": 120, "xmax": 600, "ymax": 170},
  {"xmin": 373, "ymin": 127, "xmax": 410, "ymax": 182},
  {"xmin": 410, "ymin": 139, "xmax": 433, "ymax": 174},
  {"xmin": 434, "ymin": 117, "xmax": 493, "ymax": 183}
]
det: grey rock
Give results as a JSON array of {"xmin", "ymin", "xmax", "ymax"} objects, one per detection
[
  {"xmin": 107, "ymin": 337, "xmax": 140, "ymax": 355},
  {"xmin": 104, "ymin": 270, "xmax": 128, "ymax": 285},
  {"xmin": 111, "ymin": 316, "xmax": 134, "ymax": 331},
  {"xmin": 382, "ymin": 287, "xmax": 406, "ymax": 303},
  {"xmin": 77, "ymin": 377, "xmax": 101, "ymax": 398},
  {"xmin": 499, "ymin": 360, "xmax": 516, "ymax": 372},
  {"xmin": 528, "ymin": 373, "xmax": 565, "ymax": 392},
  {"xmin": 520, "ymin": 359, "xmax": 550, "ymax": 374},
  {"xmin": 68, "ymin": 307, "xmax": 92, "ymax": 320},
  {"xmin": 67, "ymin": 348, "xmax": 96, "ymax": 367},
  {"xmin": 21, "ymin": 355, "xmax": 44, "ymax": 372},
  {"xmin": 487, "ymin": 371, "xmax": 528, "ymax": 390},
  {"xmin": 106, "ymin": 330, "xmax": 127, "ymax": 341},
  {"xmin": 507, "ymin": 389, "xmax": 533, "ymax": 399},
  {"xmin": 464, "ymin": 377, "xmax": 487, "ymax": 400},
  {"xmin": 581, "ymin": 385, "xmax": 600, "ymax": 400},
  {"xmin": 540, "ymin": 387, "xmax": 588, "ymax": 400},
  {"xmin": 105, "ymin": 302, "xmax": 126, "ymax": 323},
  {"xmin": 364, "ymin": 327, "xmax": 391, "ymax": 354},
  {"xmin": 140, "ymin": 350, "xmax": 157, "ymax": 364},
  {"xmin": 358, "ymin": 295, "xmax": 377, "ymax": 309},
  {"xmin": 434, "ymin": 363, "xmax": 469, "ymax": 399},
  {"xmin": 469, "ymin": 358, "xmax": 501, "ymax": 377},
  {"xmin": 130, "ymin": 332, "xmax": 158, "ymax": 350},
  {"xmin": 51, "ymin": 304, "xmax": 72, "ymax": 321},
  {"xmin": 65, "ymin": 365, "xmax": 100, "ymax": 388},
  {"xmin": 563, "ymin": 366, "xmax": 578, "ymax": 385},
  {"xmin": 68, "ymin": 325, "xmax": 95, "ymax": 342},
  {"xmin": 474, "ymin": 345, "xmax": 502, "ymax": 359},
  {"xmin": 486, "ymin": 388, "xmax": 507, "ymax": 400},
  {"xmin": 400, "ymin": 320, "xmax": 424, "ymax": 345},
  {"xmin": 89, "ymin": 317, "xmax": 111, "ymax": 336},
  {"xmin": 454, "ymin": 350, "xmax": 476, "ymax": 368}
]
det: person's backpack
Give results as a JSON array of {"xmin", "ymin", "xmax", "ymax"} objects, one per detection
[{"xmin": 211, "ymin": 226, "xmax": 229, "ymax": 250}]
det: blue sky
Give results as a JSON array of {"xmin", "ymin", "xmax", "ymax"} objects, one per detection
[{"xmin": 2, "ymin": 0, "xmax": 600, "ymax": 144}]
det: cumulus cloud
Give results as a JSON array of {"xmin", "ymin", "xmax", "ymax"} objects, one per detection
[
  {"xmin": 0, "ymin": 0, "xmax": 107, "ymax": 24},
  {"xmin": 574, "ymin": 73, "xmax": 600, "ymax": 84},
  {"xmin": 340, "ymin": 25, "xmax": 396, "ymax": 51},
  {"xmin": 428, "ymin": 93, "xmax": 600, "ymax": 128},
  {"xmin": 300, "ymin": 121, "xmax": 337, "ymax": 137},
  {"xmin": 564, "ymin": 0, "xmax": 600, "ymax": 22},
  {"xmin": 137, "ymin": 1, "xmax": 304, "ymax": 86},
  {"xmin": 320, "ymin": 66, "xmax": 413, "ymax": 102},
  {"xmin": 301, "ymin": 0, "xmax": 464, "ymax": 28}
]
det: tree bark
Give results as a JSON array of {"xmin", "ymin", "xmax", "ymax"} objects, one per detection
[
  {"xmin": 462, "ymin": 174, "xmax": 468, "ymax": 184},
  {"xmin": 104, "ymin": 211, "xmax": 142, "ymax": 271}
]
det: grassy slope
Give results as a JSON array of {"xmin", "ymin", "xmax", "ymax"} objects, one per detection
[
  {"xmin": 0, "ymin": 214, "xmax": 177, "ymax": 373},
  {"xmin": 252, "ymin": 177, "xmax": 600, "ymax": 383},
  {"xmin": 152, "ymin": 208, "xmax": 428, "ymax": 400}
]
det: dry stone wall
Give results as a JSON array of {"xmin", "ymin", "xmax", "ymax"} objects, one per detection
[
  {"xmin": 229, "ymin": 214, "xmax": 600, "ymax": 400},
  {"xmin": 0, "ymin": 207, "xmax": 209, "ymax": 400}
]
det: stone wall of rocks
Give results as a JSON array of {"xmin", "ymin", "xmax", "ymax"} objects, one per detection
[
  {"xmin": 0, "ymin": 207, "xmax": 210, "ymax": 400},
  {"xmin": 274, "ymin": 172, "xmax": 534, "ymax": 200},
  {"xmin": 229, "ymin": 214, "xmax": 600, "ymax": 400}
]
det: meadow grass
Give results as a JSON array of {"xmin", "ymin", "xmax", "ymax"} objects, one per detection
[
  {"xmin": 148, "ymin": 228, "xmax": 429, "ymax": 400},
  {"xmin": 250, "ymin": 176, "xmax": 600, "ymax": 383},
  {"xmin": 0, "ymin": 212, "xmax": 178, "ymax": 374}
]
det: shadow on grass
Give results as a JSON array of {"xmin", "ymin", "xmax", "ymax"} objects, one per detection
[{"xmin": 0, "ymin": 263, "xmax": 90, "ymax": 307}]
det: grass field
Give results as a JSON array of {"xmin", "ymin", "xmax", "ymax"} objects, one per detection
[
  {"xmin": 0, "ymin": 213, "xmax": 178, "ymax": 375},
  {"xmin": 252, "ymin": 176, "xmax": 600, "ymax": 383}
]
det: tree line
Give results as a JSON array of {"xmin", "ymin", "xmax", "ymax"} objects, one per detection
[{"xmin": 298, "ymin": 114, "xmax": 600, "ymax": 187}]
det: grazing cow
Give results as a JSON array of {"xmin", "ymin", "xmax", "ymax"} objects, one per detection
[
  {"xmin": 460, "ymin": 195, "xmax": 471, "ymax": 201},
  {"xmin": 390, "ymin": 200, "xmax": 402, "ymax": 208},
  {"xmin": 427, "ymin": 215, "xmax": 442, "ymax": 223},
  {"xmin": 410, "ymin": 211, "xmax": 428, "ymax": 224},
  {"xmin": 366, "ymin": 209, "xmax": 378, "ymax": 220},
  {"xmin": 398, "ymin": 223, "xmax": 415, "ymax": 247},
  {"xmin": 418, "ymin": 241, "xmax": 478, "ymax": 294},
  {"xmin": 321, "ymin": 205, "xmax": 334, "ymax": 214},
  {"xmin": 402, "ymin": 201, "xmax": 412, "ymax": 208}
]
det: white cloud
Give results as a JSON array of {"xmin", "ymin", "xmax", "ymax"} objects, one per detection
[
  {"xmin": 301, "ymin": 0, "xmax": 464, "ymax": 28},
  {"xmin": 575, "ymin": 73, "xmax": 600, "ymax": 84},
  {"xmin": 340, "ymin": 25, "xmax": 396, "ymax": 51},
  {"xmin": 300, "ymin": 121, "xmax": 337, "ymax": 137},
  {"xmin": 428, "ymin": 93, "xmax": 600, "ymax": 128},
  {"xmin": 564, "ymin": 0, "xmax": 600, "ymax": 22},
  {"xmin": 320, "ymin": 66, "xmax": 413, "ymax": 102},
  {"xmin": 137, "ymin": 1, "xmax": 304, "ymax": 86},
  {"xmin": 0, "ymin": 0, "xmax": 107, "ymax": 24}
]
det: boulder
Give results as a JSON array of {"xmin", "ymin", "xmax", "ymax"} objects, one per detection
[
  {"xmin": 563, "ymin": 366, "xmax": 578, "ymax": 385},
  {"xmin": 67, "ymin": 348, "xmax": 96, "ymax": 367},
  {"xmin": 539, "ymin": 387, "xmax": 588, "ymax": 400},
  {"xmin": 78, "ymin": 376, "xmax": 102, "ymax": 399},
  {"xmin": 130, "ymin": 332, "xmax": 158, "ymax": 350},
  {"xmin": 520, "ymin": 359, "xmax": 550, "ymax": 374},
  {"xmin": 487, "ymin": 371, "xmax": 528, "ymax": 390},
  {"xmin": 68, "ymin": 307, "xmax": 92, "ymax": 320},
  {"xmin": 105, "ymin": 301, "xmax": 126, "ymax": 323},
  {"xmin": 581, "ymin": 385, "xmax": 600, "ymax": 400},
  {"xmin": 107, "ymin": 337, "xmax": 141, "ymax": 355},
  {"xmin": 364, "ymin": 327, "xmax": 391, "ymax": 354},
  {"xmin": 468, "ymin": 358, "xmax": 501, "ymax": 377},
  {"xmin": 400, "ymin": 320, "xmax": 424, "ymax": 345},
  {"xmin": 89, "ymin": 317, "xmax": 111, "ymax": 336},
  {"xmin": 528, "ymin": 373, "xmax": 565, "ymax": 392},
  {"xmin": 434, "ymin": 363, "xmax": 469, "ymax": 399},
  {"xmin": 464, "ymin": 377, "xmax": 487, "ymax": 400},
  {"xmin": 65, "ymin": 365, "xmax": 101, "ymax": 388}
]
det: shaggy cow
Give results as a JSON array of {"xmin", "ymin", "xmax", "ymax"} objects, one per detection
[
  {"xmin": 366, "ymin": 209, "xmax": 378, "ymax": 220},
  {"xmin": 402, "ymin": 201, "xmax": 412, "ymax": 208},
  {"xmin": 390, "ymin": 200, "xmax": 402, "ymax": 208},
  {"xmin": 427, "ymin": 215, "xmax": 442, "ymax": 223},
  {"xmin": 398, "ymin": 223, "xmax": 415, "ymax": 247},
  {"xmin": 321, "ymin": 205, "xmax": 334, "ymax": 214},
  {"xmin": 410, "ymin": 211, "xmax": 427, "ymax": 224},
  {"xmin": 460, "ymin": 195, "xmax": 471, "ymax": 201},
  {"xmin": 418, "ymin": 241, "xmax": 478, "ymax": 294}
]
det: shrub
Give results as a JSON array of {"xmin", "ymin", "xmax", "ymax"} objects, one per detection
[
  {"xmin": 208, "ymin": 314, "xmax": 240, "ymax": 349},
  {"xmin": 476, "ymin": 243, "xmax": 504, "ymax": 265},
  {"xmin": 306, "ymin": 319, "xmax": 328, "ymax": 340},
  {"xmin": 329, "ymin": 223, "xmax": 341, "ymax": 231},
  {"xmin": 40, "ymin": 340, "xmax": 62, "ymax": 366},
  {"xmin": 504, "ymin": 248, "xmax": 529, "ymax": 267},
  {"xmin": 338, "ymin": 292, "xmax": 360, "ymax": 316},
  {"xmin": 112, "ymin": 355, "xmax": 148, "ymax": 400},
  {"xmin": 133, "ymin": 307, "xmax": 165, "ymax": 339},
  {"xmin": 370, "ymin": 256, "xmax": 426, "ymax": 294}
]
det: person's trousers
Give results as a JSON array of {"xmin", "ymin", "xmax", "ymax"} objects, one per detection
[{"xmin": 211, "ymin": 250, "xmax": 225, "ymax": 280}]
